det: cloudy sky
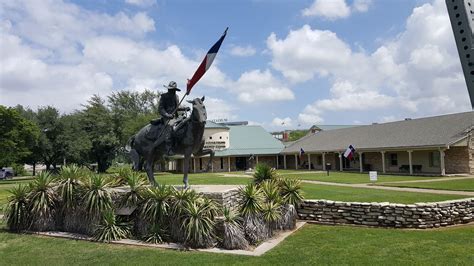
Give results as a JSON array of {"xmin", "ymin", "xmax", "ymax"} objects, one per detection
[{"xmin": 0, "ymin": 0, "xmax": 471, "ymax": 130}]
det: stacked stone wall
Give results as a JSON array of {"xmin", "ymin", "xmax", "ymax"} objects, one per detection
[
  {"xmin": 201, "ymin": 188, "xmax": 241, "ymax": 210},
  {"xmin": 468, "ymin": 133, "xmax": 474, "ymax": 174},
  {"xmin": 298, "ymin": 198, "xmax": 474, "ymax": 229}
]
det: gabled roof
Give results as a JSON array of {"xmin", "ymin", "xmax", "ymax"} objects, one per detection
[
  {"xmin": 310, "ymin": 125, "xmax": 360, "ymax": 131},
  {"xmin": 215, "ymin": 125, "xmax": 284, "ymax": 156},
  {"xmin": 283, "ymin": 111, "xmax": 474, "ymax": 154},
  {"xmin": 205, "ymin": 121, "xmax": 229, "ymax": 129}
]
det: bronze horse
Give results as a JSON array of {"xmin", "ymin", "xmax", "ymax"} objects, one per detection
[{"xmin": 128, "ymin": 96, "xmax": 214, "ymax": 187}]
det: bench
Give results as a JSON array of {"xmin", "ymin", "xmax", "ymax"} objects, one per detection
[{"xmin": 399, "ymin": 165, "xmax": 422, "ymax": 173}]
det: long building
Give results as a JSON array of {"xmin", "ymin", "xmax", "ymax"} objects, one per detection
[{"xmin": 174, "ymin": 111, "xmax": 474, "ymax": 175}]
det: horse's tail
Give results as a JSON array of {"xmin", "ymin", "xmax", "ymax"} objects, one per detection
[{"xmin": 125, "ymin": 135, "xmax": 135, "ymax": 152}]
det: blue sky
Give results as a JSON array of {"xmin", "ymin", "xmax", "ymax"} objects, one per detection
[{"xmin": 0, "ymin": 0, "xmax": 471, "ymax": 130}]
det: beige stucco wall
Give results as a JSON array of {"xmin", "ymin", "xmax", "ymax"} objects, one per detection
[{"xmin": 203, "ymin": 128, "xmax": 230, "ymax": 150}]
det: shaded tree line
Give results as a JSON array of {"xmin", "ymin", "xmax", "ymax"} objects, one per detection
[{"xmin": 0, "ymin": 90, "xmax": 160, "ymax": 173}]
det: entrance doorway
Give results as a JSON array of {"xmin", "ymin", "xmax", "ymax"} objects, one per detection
[{"xmin": 235, "ymin": 157, "xmax": 247, "ymax": 171}]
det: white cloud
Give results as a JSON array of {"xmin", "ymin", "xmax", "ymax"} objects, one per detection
[
  {"xmin": 272, "ymin": 117, "xmax": 292, "ymax": 127},
  {"xmin": 200, "ymin": 97, "xmax": 238, "ymax": 121},
  {"xmin": 270, "ymin": 0, "xmax": 471, "ymax": 123},
  {"xmin": 302, "ymin": 0, "xmax": 350, "ymax": 20},
  {"xmin": 0, "ymin": 0, "xmax": 230, "ymax": 112},
  {"xmin": 353, "ymin": 0, "xmax": 373, "ymax": 13},
  {"xmin": 125, "ymin": 0, "xmax": 156, "ymax": 7},
  {"xmin": 232, "ymin": 69, "xmax": 295, "ymax": 103},
  {"xmin": 302, "ymin": 0, "xmax": 372, "ymax": 20},
  {"xmin": 229, "ymin": 45, "xmax": 256, "ymax": 57}
]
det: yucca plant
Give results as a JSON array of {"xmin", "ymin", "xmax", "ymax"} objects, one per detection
[
  {"xmin": 136, "ymin": 185, "xmax": 172, "ymax": 238},
  {"xmin": 119, "ymin": 171, "xmax": 147, "ymax": 208},
  {"xmin": 279, "ymin": 178, "xmax": 304, "ymax": 206},
  {"xmin": 169, "ymin": 188, "xmax": 198, "ymax": 242},
  {"xmin": 27, "ymin": 171, "xmax": 57, "ymax": 231},
  {"xmin": 144, "ymin": 223, "xmax": 169, "ymax": 244},
  {"xmin": 110, "ymin": 167, "xmax": 134, "ymax": 187},
  {"xmin": 260, "ymin": 180, "xmax": 282, "ymax": 204},
  {"xmin": 220, "ymin": 207, "xmax": 248, "ymax": 250},
  {"xmin": 238, "ymin": 183, "xmax": 268, "ymax": 244},
  {"xmin": 57, "ymin": 165, "xmax": 84, "ymax": 212},
  {"xmin": 81, "ymin": 174, "xmax": 113, "ymax": 234},
  {"xmin": 253, "ymin": 163, "xmax": 278, "ymax": 184},
  {"xmin": 261, "ymin": 201, "xmax": 281, "ymax": 237},
  {"xmin": 4, "ymin": 185, "xmax": 30, "ymax": 232},
  {"xmin": 182, "ymin": 199, "xmax": 217, "ymax": 248},
  {"xmin": 94, "ymin": 210, "xmax": 130, "ymax": 242}
]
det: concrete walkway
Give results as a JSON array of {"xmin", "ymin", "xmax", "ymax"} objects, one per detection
[{"xmin": 301, "ymin": 180, "xmax": 474, "ymax": 196}]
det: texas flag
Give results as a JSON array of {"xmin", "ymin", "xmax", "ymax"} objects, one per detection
[
  {"xmin": 187, "ymin": 27, "xmax": 228, "ymax": 94},
  {"xmin": 343, "ymin": 145, "xmax": 356, "ymax": 160}
]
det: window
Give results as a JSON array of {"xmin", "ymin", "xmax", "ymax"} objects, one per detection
[
  {"xmin": 390, "ymin": 153, "xmax": 398, "ymax": 166},
  {"xmin": 220, "ymin": 158, "xmax": 224, "ymax": 169},
  {"xmin": 429, "ymin": 152, "xmax": 440, "ymax": 167}
]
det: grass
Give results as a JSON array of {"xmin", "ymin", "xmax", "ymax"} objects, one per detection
[
  {"xmin": 380, "ymin": 178, "xmax": 474, "ymax": 192},
  {"xmin": 278, "ymin": 171, "xmax": 444, "ymax": 184},
  {"xmin": 301, "ymin": 183, "xmax": 467, "ymax": 204},
  {"xmin": 0, "ymin": 223, "xmax": 472, "ymax": 265}
]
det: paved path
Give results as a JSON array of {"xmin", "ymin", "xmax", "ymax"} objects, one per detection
[
  {"xmin": 301, "ymin": 180, "xmax": 474, "ymax": 196},
  {"xmin": 377, "ymin": 176, "xmax": 474, "ymax": 184}
]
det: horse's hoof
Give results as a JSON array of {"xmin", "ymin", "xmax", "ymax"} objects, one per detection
[{"xmin": 183, "ymin": 183, "xmax": 189, "ymax": 189}]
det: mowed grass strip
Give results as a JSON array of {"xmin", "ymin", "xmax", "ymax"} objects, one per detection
[
  {"xmin": 380, "ymin": 178, "xmax": 474, "ymax": 192},
  {"xmin": 301, "ymin": 183, "xmax": 468, "ymax": 204},
  {"xmin": 278, "ymin": 171, "xmax": 442, "ymax": 184},
  {"xmin": 0, "ymin": 223, "xmax": 472, "ymax": 265}
]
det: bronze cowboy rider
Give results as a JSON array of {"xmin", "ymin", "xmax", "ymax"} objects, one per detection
[{"xmin": 150, "ymin": 81, "xmax": 190, "ymax": 156}]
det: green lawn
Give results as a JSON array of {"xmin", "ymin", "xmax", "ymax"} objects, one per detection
[
  {"xmin": 301, "ymin": 183, "xmax": 467, "ymax": 204},
  {"xmin": 0, "ymin": 223, "xmax": 472, "ymax": 265},
  {"xmin": 280, "ymin": 171, "xmax": 443, "ymax": 184},
  {"xmin": 380, "ymin": 178, "xmax": 474, "ymax": 192}
]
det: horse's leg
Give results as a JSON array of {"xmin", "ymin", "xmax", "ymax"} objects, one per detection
[
  {"xmin": 182, "ymin": 148, "xmax": 193, "ymax": 189},
  {"xmin": 194, "ymin": 148, "xmax": 215, "ymax": 172},
  {"xmin": 145, "ymin": 154, "xmax": 156, "ymax": 186},
  {"xmin": 130, "ymin": 149, "xmax": 140, "ymax": 171},
  {"xmin": 138, "ymin": 157, "xmax": 144, "ymax": 171}
]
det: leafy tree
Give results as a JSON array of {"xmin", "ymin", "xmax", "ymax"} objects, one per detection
[
  {"xmin": 81, "ymin": 95, "xmax": 119, "ymax": 172},
  {"xmin": 0, "ymin": 106, "xmax": 39, "ymax": 167},
  {"xmin": 60, "ymin": 113, "xmax": 92, "ymax": 166},
  {"xmin": 288, "ymin": 130, "xmax": 308, "ymax": 141},
  {"xmin": 13, "ymin": 105, "xmax": 42, "ymax": 175}
]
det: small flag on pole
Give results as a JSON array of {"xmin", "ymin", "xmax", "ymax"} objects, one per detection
[
  {"xmin": 186, "ymin": 27, "xmax": 228, "ymax": 95},
  {"xmin": 343, "ymin": 145, "xmax": 356, "ymax": 160}
]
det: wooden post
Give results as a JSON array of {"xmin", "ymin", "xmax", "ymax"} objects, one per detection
[
  {"xmin": 228, "ymin": 156, "xmax": 231, "ymax": 172},
  {"xmin": 339, "ymin": 152, "xmax": 343, "ymax": 171},
  {"xmin": 440, "ymin": 149, "xmax": 446, "ymax": 176},
  {"xmin": 276, "ymin": 155, "xmax": 279, "ymax": 169},
  {"xmin": 322, "ymin": 153, "xmax": 326, "ymax": 171},
  {"xmin": 381, "ymin": 151, "xmax": 386, "ymax": 173},
  {"xmin": 359, "ymin": 152, "xmax": 363, "ymax": 173},
  {"xmin": 307, "ymin": 153, "xmax": 311, "ymax": 170},
  {"xmin": 284, "ymin": 155, "xmax": 287, "ymax": 169},
  {"xmin": 193, "ymin": 158, "xmax": 196, "ymax": 173},
  {"xmin": 408, "ymin": 150, "xmax": 413, "ymax": 175},
  {"xmin": 294, "ymin": 154, "xmax": 298, "ymax": 169}
]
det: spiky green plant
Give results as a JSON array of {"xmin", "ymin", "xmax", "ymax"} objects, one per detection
[
  {"xmin": 119, "ymin": 171, "xmax": 146, "ymax": 208},
  {"xmin": 27, "ymin": 171, "xmax": 57, "ymax": 231},
  {"xmin": 81, "ymin": 174, "xmax": 113, "ymax": 230},
  {"xmin": 110, "ymin": 167, "xmax": 134, "ymax": 187},
  {"xmin": 140, "ymin": 185, "xmax": 172, "ymax": 224},
  {"xmin": 253, "ymin": 163, "xmax": 278, "ymax": 184},
  {"xmin": 169, "ymin": 188, "xmax": 197, "ymax": 242},
  {"xmin": 57, "ymin": 165, "xmax": 85, "ymax": 210},
  {"xmin": 182, "ymin": 199, "xmax": 217, "ymax": 248},
  {"xmin": 93, "ymin": 210, "xmax": 130, "ymax": 242},
  {"xmin": 260, "ymin": 180, "xmax": 282, "ymax": 204},
  {"xmin": 238, "ymin": 183, "xmax": 264, "ymax": 216},
  {"xmin": 274, "ymin": 204, "xmax": 297, "ymax": 230},
  {"xmin": 4, "ymin": 185, "xmax": 30, "ymax": 232},
  {"xmin": 238, "ymin": 183, "xmax": 268, "ymax": 244},
  {"xmin": 279, "ymin": 178, "xmax": 304, "ymax": 206},
  {"xmin": 221, "ymin": 207, "xmax": 248, "ymax": 250},
  {"xmin": 144, "ymin": 223, "xmax": 169, "ymax": 244}
]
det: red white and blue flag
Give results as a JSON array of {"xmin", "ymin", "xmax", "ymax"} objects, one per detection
[
  {"xmin": 343, "ymin": 145, "xmax": 356, "ymax": 160},
  {"xmin": 186, "ymin": 27, "xmax": 228, "ymax": 94}
]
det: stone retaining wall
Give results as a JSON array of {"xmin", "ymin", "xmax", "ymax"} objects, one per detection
[
  {"xmin": 298, "ymin": 198, "xmax": 474, "ymax": 229},
  {"xmin": 201, "ymin": 188, "xmax": 241, "ymax": 210}
]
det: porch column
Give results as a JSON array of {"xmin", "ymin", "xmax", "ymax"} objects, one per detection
[
  {"xmin": 307, "ymin": 153, "xmax": 311, "ymax": 170},
  {"xmin": 193, "ymin": 158, "xmax": 196, "ymax": 173},
  {"xmin": 322, "ymin": 153, "xmax": 326, "ymax": 171},
  {"xmin": 359, "ymin": 152, "xmax": 363, "ymax": 173},
  {"xmin": 408, "ymin": 150, "xmax": 413, "ymax": 175},
  {"xmin": 440, "ymin": 149, "xmax": 446, "ymax": 176},
  {"xmin": 228, "ymin": 156, "xmax": 231, "ymax": 172},
  {"xmin": 339, "ymin": 152, "xmax": 343, "ymax": 171},
  {"xmin": 256, "ymin": 156, "xmax": 259, "ymax": 165},
  {"xmin": 295, "ymin": 154, "xmax": 298, "ymax": 169},
  {"xmin": 276, "ymin": 155, "xmax": 279, "ymax": 169},
  {"xmin": 381, "ymin": 151, "xmax": 386, "ymax": 173},
  {"xmin": 284, "ymin": 155, "xmax": 287, "ymax": 169},
  {"xmin": 211, "ymin": 158, "xmax": 214, "ymax": 173}
]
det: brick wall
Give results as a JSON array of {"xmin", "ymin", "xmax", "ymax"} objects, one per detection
[{"xmin": 445, "ymin": 147, "xmax": 470, "ymax": 174}]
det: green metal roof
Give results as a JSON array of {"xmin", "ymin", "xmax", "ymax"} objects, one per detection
[
  {"xmin": 205, "ymin": 121, "xmax": 229, "ymax": 129},
  {"xmin": 215, "ymin": 125, "xmax": 284, "ymax": 156}
]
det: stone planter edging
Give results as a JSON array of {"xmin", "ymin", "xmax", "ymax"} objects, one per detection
[{"xmin": 297, "ymin": 198, "xmax": 474, "ymax": 229}]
